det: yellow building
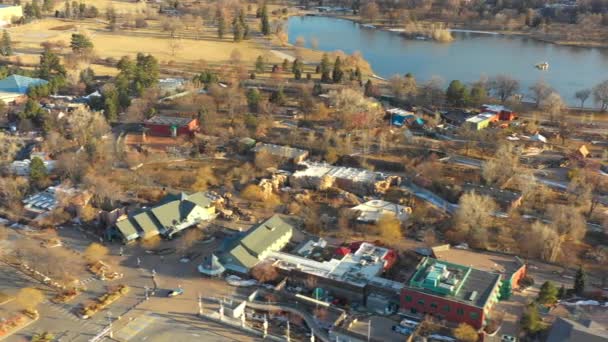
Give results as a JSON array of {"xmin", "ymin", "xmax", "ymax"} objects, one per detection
[{"xmin": 0, "ymin": 5, "xmax": 23, "ymax": 26}]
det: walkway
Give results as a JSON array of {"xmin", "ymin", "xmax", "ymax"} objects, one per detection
[{"xmin": 248, "ymin": 301, "xmax": 330, "ymax": 342}]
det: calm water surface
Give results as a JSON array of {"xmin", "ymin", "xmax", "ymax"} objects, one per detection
[{"xmin": 287, "ymin": 15, "xmax": 608, "ymax": 105}]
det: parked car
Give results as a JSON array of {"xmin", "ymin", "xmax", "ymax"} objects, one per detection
[
  {"xmin": 400, "ymin": 318, "xmax": 419, "ymax": 329},
  {"xmin": 392, "ymin": 325, "xmax": 412, "ymax": 335},
  {"xmin": 167, "ymin": 288, "xmax": 184, "ymax": 297},
  {"xmin": 501, "ymin": 335, "xmax": 518, "ymax": 342}
]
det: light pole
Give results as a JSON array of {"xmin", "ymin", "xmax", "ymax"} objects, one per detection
[
  {"xmin": 107, "ymin": 311, "xmax": 113, "ymax": 338},
  {"xmin": 198, "ymin": 293, "xmax": 202, "ymax": 316},
  {"xmin": 144, "ymin": 286, "xmax": 149, "ymax": 300}
]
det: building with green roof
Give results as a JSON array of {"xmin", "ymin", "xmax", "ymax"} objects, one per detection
[
  {"xmin": 217, "ymin": 214, "xmax": 296, "ymax": 274},
  {"xmin": 114, "ymin": 192, "xmax": 216, "ymax": 243}
]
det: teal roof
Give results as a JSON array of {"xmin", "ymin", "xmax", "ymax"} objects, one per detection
[{"xmin": 0, "ymin": 75, "xmax": 48, "ymax": 94}]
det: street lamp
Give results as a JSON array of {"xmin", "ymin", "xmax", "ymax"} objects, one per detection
[{"xmin": 107, "ymin": 311, "xmax": 113, "ymax": 338}]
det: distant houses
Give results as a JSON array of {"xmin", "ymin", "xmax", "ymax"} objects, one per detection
[
  {"xmin": 0, "ymin": 4, "xmax": 22, "ymax": 26},
  {"xmin": 114, "ymin": 192, "xmax": 216, "ymax": 243},
  {"xmin": 0, "ymin": 75, "xmax": 48, "ymax": 103}
]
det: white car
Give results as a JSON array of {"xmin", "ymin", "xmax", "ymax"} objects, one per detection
[
  {"xmin": 225, "ymin": 275, "xmax": 258, "ymax": 287},
  {"xmin": 501, "ymin": 335, "xmax": 518, "ymax": 342}
]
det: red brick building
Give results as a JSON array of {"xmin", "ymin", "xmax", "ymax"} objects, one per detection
[
  {"xmin": 400, "ymin": 258, "xmax": 502, "ymax": 329},
  {"xmin": 144, "ymin": 115, "xmax": 199, "ymax": 137}
]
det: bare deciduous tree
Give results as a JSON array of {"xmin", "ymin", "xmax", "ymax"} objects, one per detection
[
  {"xmin": 453, "ymin": 192, "xmax": 497, "ymax": 248},
  {"xmin": 84, "ymin": 242, "xmax": 108, "ymax": 263},
  {"xmin": 250, "ymin": 261, "xmax": 279, "ymax": 283},
  {"xmin": 490, "ymin": 75, "xmax": 520, "ymax": 102},
  {"xmin": 482, "ymin": 144, "xmax": 519, "ymax": 187}
]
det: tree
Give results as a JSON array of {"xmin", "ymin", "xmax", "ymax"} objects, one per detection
[
  {"xmin": 332, "ymin": 56, "xmax": 344, "ymax": 83},
  {"xmin": 445, "ymin": 80, "xmax": 469, "ymax": 107},
  {"xmin": 499, "ymin": 280, "xmax": 512, "ymax": 300},
  {"xmin": 246, "ymin": 88, "xmax": 261, "ymax": 113},
  {"xmin": 592, "ymin": 80, "xmax": 608, "ymax": 111},
  {"xmin": 521, "ymin": 303, "xmax": 543, "ymax": 334},
  {"xmin": 84, "ymin": 242, "xmax": 108, "ymax": 263},
  {"xmin": 29, "ymin": 157, "xmax": 48, "ymax": 188},
  {"xmin": 468, "ymin": 83, "xmax": 487, "ymax": 107},
  {"xmin": 217, "ymin": 12, "xmax": 226, "ymax": 39},
  {"xmin": 541, "ymin": 92, "xmax": 565, "ymax": 123},
  {"xmin": 232, "ymin": 19, "xmax": 243, "ymax": 42},
  {"xmin": 490, "ymin": 75, "xmax": 520, "ymax": 102},
  {"xmin": 575, "ymin": 89, "xmax": 591, "ymax": 108},
  {"xmin": 255, "ymin": 55, "xmax": 265, "ymax": 73},
  {"xmin": 320, "ymin": 53, "xmax": 332, "ymax": 83},
  {"xmin": 529, "ymin": 79, "xmax": 553, "ymax": 108},
  {"xmin": 260, "ymin": 4, "xmax": 270, "ymax": 35},
  {"xmin": 376, "ymin": 213, "xmax": 402, "ymax": 244},
  {"xmin": 364, "ymin": 79, "xmax": 378, "ymax": 97},
  {"xmin": 70, "ymin": 33, "xmax": 93, "ymax": 55},
  {"xmin": 0, "ymin": 30, "xmax": 12, "ymax": 56},
  {"xmin": 574, "ymin": 265, "xmax": 586, "ymax": 296},
  {"xmin": 101, "ymin": 83, "xmax": 119, "ymax": 122},
  {"xmin": 390, "ymin": 74, "xmax": 417, "ymax": 102},
  {"xmin": 557, "ymin": 285, "xmax": 566, "ymax": 299},
  {"xmin": 453, "ymin": 192, "xmax": 497, "ymax": 248},
  {"xmin": 360, "ymin": 2, "xmax": 380, "ymax": 22},
  {"xmin": 537, "ymin": 281, "xmax": 558, "ymax": 304},
  {"xmin": 269, "ymin": 87, "xmax": 286, "ymax": 105},
  {"xmin": 251, "ymin": 261, "xmax": 279, "ymax": 283},
  {"xmin": 191, "ymin": 165, "xmax": 218, "ymax": 191},
  {"xmin": 519, "ymin": 221, "xmax": 560, "ymax": 262},
  {"xmin": 418, "ymin": 76, "xmax": 445, "ymax": 107},
  {"xmin": 452, "ymin": 323, "xmax": 478, "ymax": 342},
  {"xmin": 16, "ymin": 288, "xmax": 44, "ymax": 312},
  {"xmin": 482, "ymin": 144, "xmax": 519, "ymax": 187}
]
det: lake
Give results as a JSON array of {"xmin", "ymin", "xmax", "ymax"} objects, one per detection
[{"xmin": 287, "ymin": 15, "xmax": 608, "ymax": 106}]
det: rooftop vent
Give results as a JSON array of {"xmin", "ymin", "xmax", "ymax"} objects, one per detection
[{"xmin": 468, "ymin": 291, "xmax": 478, "ymax": 301}]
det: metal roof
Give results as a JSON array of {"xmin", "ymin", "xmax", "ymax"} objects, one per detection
[{"xmin": 144, "ymin": 115, "xmax": 195, "ymax": 127}]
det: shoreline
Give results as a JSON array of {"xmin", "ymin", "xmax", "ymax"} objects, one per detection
[{"xmin": 299, "ymin": 12, "xmax": 608, "ymax": 48}]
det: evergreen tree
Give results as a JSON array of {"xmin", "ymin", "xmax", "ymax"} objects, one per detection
[
  {"xmin": 521, "ymin": 303, "xmax": 543, "ymax": 334},
  {"xmin": 557, "ymin": 285, "xmax": 566, "ymax": 299},
  {"xmin": 232, "ymin": 19, "xmax": 243, "ymax": 42},
  {"xmin": 260, "ymin": 4, "xmax": 270, "ymax": 35},
  {"xmin": 43, "ymin": 0, "xmax": 53, "ymax": 12},
  {"xmin": 238, "ymin": 10, "xmax": 249, "ymax": 39},
  {"xmin": 102, "ymin": 85, "xmax": 119, "ymax": 122},
  {"xmin": 29, "ymin": 157, "xmax": 48, "ymax": 187},
  {"xmin": 320, "ymin": 53, "xmax": 331, "ymax": 83},
  {"xmin": 499, "ymin": 279, "xmax": 512, "ymax": 300},
  {"xmin": 32, "ymin": 0, "xmax": 42, "ymax": 19},
  {"xmin": 332, "ymin": 56, "xmax": 343, "ymax": 83},
  {"xmin": 255, "ymin": 55, "xmax": 265, "ymax": 73},
  {"xmin": 70, "ymin": 33, "xmax": 94, "ymax": 54},
  {"xmin": 246, "ymin": 88, "xmax": 261, "ymax": 112},
  {"xmin": 469, "ymin": 83, "xmax": 487, "ymax": 107},
  {"xmin": 0, "ymin": 30, "xmax": 13, "ymax": 56},
  {"xmin": 282, "ymin": 58, "xmax": 289, "ymax": 72},
  {"xmin": 294, "ymin": 68, "xmax": 302, "ymax": 80},
  {"xmin": 446, "ymin": 80, "xmax": 469, "ymax": 107},
  {"xmin": 291, "ymin": 58, "xmax": 303, "ymax": 74},
  {"xmin": 38, "ymin": 49, "xmax": 67, "ymax": 80},
  {"xmin": 364, "ymin": 79, "xmax": 374, "ymax": 97},
  {"xmin": 355, "ymin": 66, "xmax": 362, "ymax": 83},
  {"xmin": 574, "ymin": 265, "xmax": 586, "ymax": 296},
  {"xmin": 270, "ymin": 87, "xmax": 285, "ymax": 105},
  {"xmin": 64, "ymin": 1, "xmax": 70, "ymax": 18},
  {"xmin": 217, "ymin": 13, "xmax": 226, "ymax": 39},
  {"xmin": 312, "ymin": 82, "xmax": 322, "ymax": 95},
  {"xmin": 537, "ymin": 281, "xmax": 558, "ymax": 304}
]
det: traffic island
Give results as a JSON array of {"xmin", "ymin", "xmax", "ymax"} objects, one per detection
[{"xmin": 80, "ymin": 285, "xmax": 130, "ymax": 319}]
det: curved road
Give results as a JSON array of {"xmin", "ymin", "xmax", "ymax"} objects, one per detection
[{"xmin": 248, "ymin": 301, "xmax": 330, "ymax": 342}]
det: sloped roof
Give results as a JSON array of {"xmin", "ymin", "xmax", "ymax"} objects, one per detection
[
  {"xmin": 133, "ymin": 211, "xmax": 161, "ymax": 237},
  {"xmin": 0, "ymin": 75, "xmax": 48, "ymax": 94},
  {"xmin": 150, "ymin": 199, "xmax": 198, "ymax": 229},
  {"xmin": 547, "ymin": 317, "xmax": 608, "ymax": 342},
  {"xmin": 115, "ymin": 218, "xmax": 139, "ymax": 240},
  {"xmin": 220, "ymin": 214, "xmax": 296, "ymax": 272},
  {"xmin": 240, "ymin": 215, "xmax": 295, "ymax": 256}
]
